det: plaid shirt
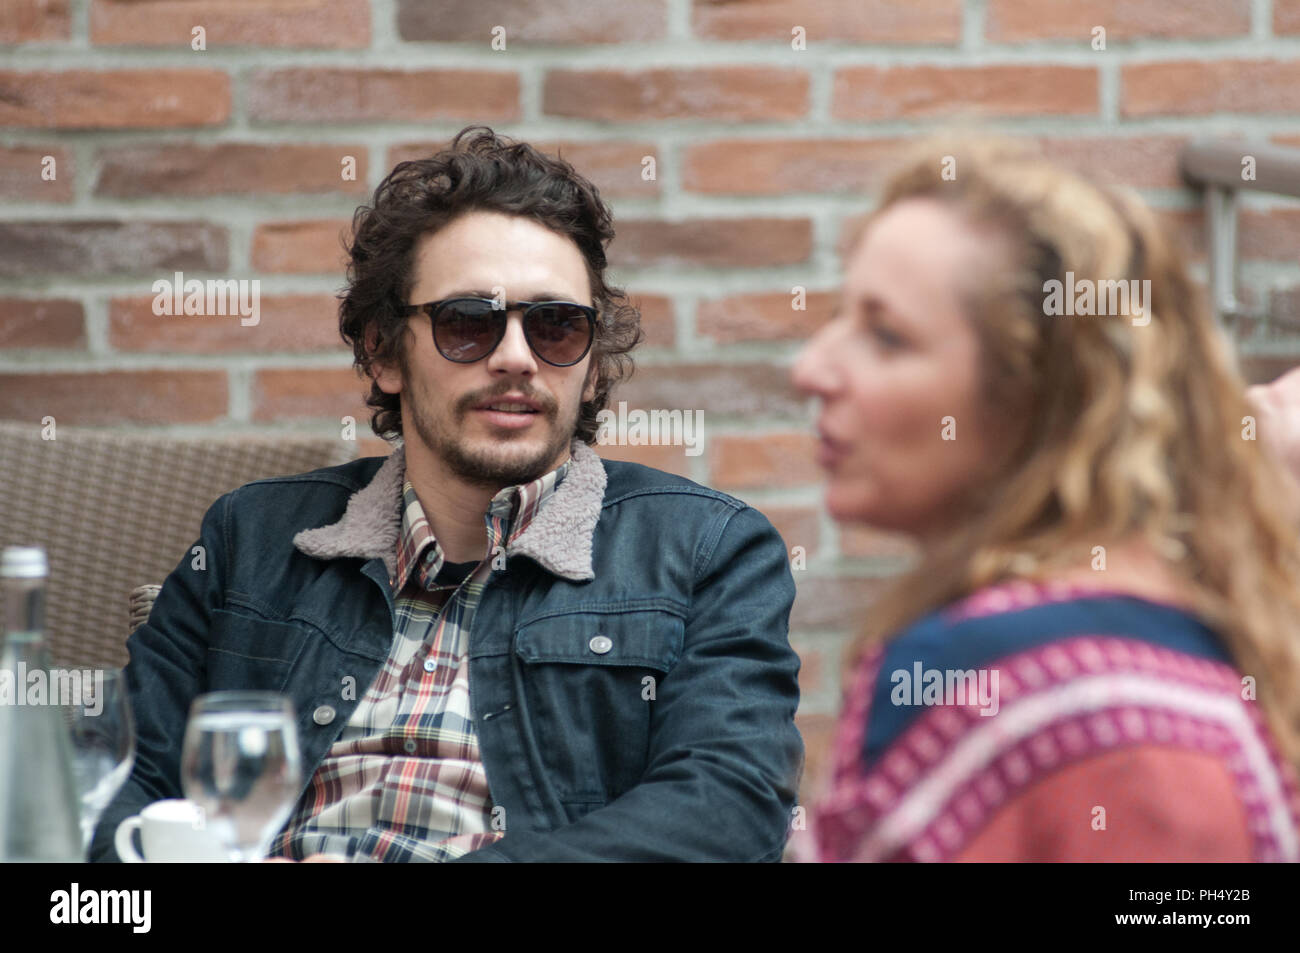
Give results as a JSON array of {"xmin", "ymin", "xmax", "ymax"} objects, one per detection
[{"xmin": 272, "ymin": 456, "xmax": 571, "ymax": 862}]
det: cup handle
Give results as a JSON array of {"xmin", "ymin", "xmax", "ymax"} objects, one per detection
[{"xmin": 114, "ymin": 816, "xmax": 145, "ymax": 863}]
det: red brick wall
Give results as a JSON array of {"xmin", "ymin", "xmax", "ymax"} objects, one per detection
[{"xmin": 4, "ymin": 0, "xmax": 1300, "ymax": 807}]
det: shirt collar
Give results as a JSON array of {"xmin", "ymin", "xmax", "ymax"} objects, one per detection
[
  {"xmin": 391, "ymin": 458, "xmax": 571, "ymax": 592},
  {"xmin": 294, "ymin": 438, "xmax": 607, "ymax": 583}
]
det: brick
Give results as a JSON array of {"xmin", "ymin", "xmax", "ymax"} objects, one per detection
[
  {"xmin": 1239, "ymin": 210, "xmax": 1300, "ymax": 262},
  {"xmin": 1122, "ymin": 60, "xmax": 1300, "ymax": 118},
  {"xmin": 358, "ymin": 436, "xmax": 395, "ymax": 459},
  {"xmin": 1276, "ymin": 0, "xmax": 1300, "ymax": 34},
  {"xmin": 697, "ymin": 290, "xmax": 835, "ymax": 342},
  {"xmin": 685, "ymin": 134, "xmax": 1191, "ymax": 199},
  {"xmin": 592, "ymin": 440, "xmax": 692, "ymax": 478},
  {"xmin": 95, "ymin": 144, "xmax": 369, "ymax": 197},
  {"xmin": 832, "ymin": 65, "xmax": 1097, "ymax": 120},
  {"xmin": 0, "ymin": 221, "xmax": 227, "ymax": 278},
  {"xmin": 247, "ymin": 69, "xmax": 519, "ymax": 123},
  {"xmin": 109, "ymin": 294, "xmax": 342, "ymax": 353},
  {"xmin": 683, "ymin": 138, "xmax": 903, "ymax": 196},
  {"xmin": 544, "ymin": 68, "xmax": 809, "ymax": 122},
  {"xmin": 709, "ymin": 432, "xmax": 822, "ymax": 489},
  {"xmin": 385, "ymin": 140, "xmax": 452, "ymax": 167},
  {"xmin": 250, "ymin": 220, "xmax": 351, "ymax": 274},
  {"xmin": 611, "ymin": 218, "xmax": 812, "ymax": 269},
  {"xmin": 626, "ymin": 293, "xmax": 674, "ymax": 348},
  {"xmin": 1036, "ymin": 135, "xmax": 1195, "ymax": 189},
  {"xmin": 838, "ymin": 523, "xmax": 918, "ymax": 561},
  {"xmin": 693, "ymin": 0, "xmax": 962, "ymax": 44},
  {"xmin": 790, "ymin": 574, "xmax": 890, "ymax": 630},
  {"xmin": 1239, "ymin": 355, "xmax": 1300, "ymax": 386},
  {"xmin": 1268, "ymin": 286, "xmax": 1300, "ymax": 329},
  {"xmin": 0, "ymin": 0, "xmax": 70, "ymax": 43},
  {"xmin": 0, "ymin": 370, "xmax": 228, "ymax": 424},
  {"xmin": 251, "ymin": 367, "xmax": 370, "ymax": 422},
  {"xmin": 0, "ymin": 298, "xmax": 85, "ymax": 349},
  {"xmin": 837, "ymin": 206, "xmax": 1208, "ymax": 265},
  {"xmin": 90, "ymin": 0, "xmax": 371, "ymax": 48},
  {"xmin": 615, "ymin": 363, "xmax": 806, "ymax": 419},
  {"xmin": 0, "ymin": 70, "xmax": 230, "ymax": 129},
  {"xmin": 790, "ymin": 640, "xmax": 825, "ymax": 697},
  {"xmin": 1225, "ymin": 285, "xmax": 1268, "ymax": 338},
  {"xmin": 836, "ymin": 212, "xmax": 871, "ymax": 259},
  {"xmin": 986, "ymin": 0, "xmax": 1250, "ymax": 41},
  {"xmin": 1152, "ymin": 208, "xmax": 1206, "ymax": 262},
  {"xmin": 397, "ymin": 0, "xmax": 667, "ymax": 43},
  {"xmin": 794, "ymin": 711, "xmax": 839, "ymax": 800},
  {"xmin": 387, "ymin": 139, "xmax": 661, "ymax": 199},
  {"xmin": 0, "ymin": 145, "xmax": 73, "ymax": 201},
  {"xmin": 1233, "ymin": 303, "xmax": 1294, "ymax": 342},
  {"xmin": 752, "ymin": 503, "xmax": 820, "ymax": 558}
]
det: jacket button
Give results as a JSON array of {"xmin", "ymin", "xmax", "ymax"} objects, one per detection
[
  {"xmin": 312, "ymin": 705, "xmax": 336, "ymax": 726},
  {"xmin": 589, "ymin": 635, "xmax": 613, "ymax": 655}
]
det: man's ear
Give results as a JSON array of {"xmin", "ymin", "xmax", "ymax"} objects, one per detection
[
  {"xmin": 368, "ymin": 326, "xmax": 404, "ymax": 395},
  {"xmin": 581, "ymin": 361, "xmax": 598, "ymax": 404},
  {"xmin": 373, "ymin": 359, "xmax": 402, "ymax": 396}
]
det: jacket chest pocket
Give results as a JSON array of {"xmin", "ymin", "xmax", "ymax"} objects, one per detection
[
  {"xmin": 512, "ymin": 607, "xmax": 684, "ymax": 811},
  {"xmin": 205, "ymin": 607, "xmax": 309, "ymax": 694}
]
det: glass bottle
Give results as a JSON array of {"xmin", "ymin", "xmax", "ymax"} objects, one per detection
[{"xmin": 0, "ymin": 546, "xmax": 84, "ymax": 861}]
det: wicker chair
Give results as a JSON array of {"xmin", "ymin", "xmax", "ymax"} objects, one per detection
[{"xmin": 0, "ymin": 422, "xmax": 362, "ymax": 670}]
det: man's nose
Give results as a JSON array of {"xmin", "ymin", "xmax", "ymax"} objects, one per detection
[{"xmin": 488, "ymin": 312, "xmax": 538, "ymax": 375}]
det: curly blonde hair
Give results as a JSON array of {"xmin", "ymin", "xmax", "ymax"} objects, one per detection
[{"xmin": 851, "ymin": 138, "xmax": 1300, "ymax": 768}]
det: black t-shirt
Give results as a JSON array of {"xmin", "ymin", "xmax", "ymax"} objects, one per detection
[{"xmin": 432, "ymin": 558, "xmax": 479, "ymax": 588}]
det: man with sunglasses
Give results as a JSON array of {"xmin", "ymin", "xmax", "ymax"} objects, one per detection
[{"xmin": 91, "ymin": 126, "xmax": 803, "ymax": 863}]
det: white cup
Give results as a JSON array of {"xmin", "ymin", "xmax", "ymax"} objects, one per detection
[{"xmin": 114, "ymin": 799, "xmax": 230, "ymax": 863}]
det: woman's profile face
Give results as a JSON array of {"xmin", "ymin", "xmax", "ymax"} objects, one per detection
[{"xmin": 791, "ymin": 197, "xmax": 1000, "ymax": 536}]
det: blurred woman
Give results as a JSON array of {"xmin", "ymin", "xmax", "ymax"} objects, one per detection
[{"xmin": 792, "ymin": 140, "xmax": 1300, "ymax": 862}]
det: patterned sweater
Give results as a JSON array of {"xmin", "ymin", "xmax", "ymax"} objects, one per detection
[{"xmin": 805, "ymin": 580, "xmax": 1300, "ymax": 862}]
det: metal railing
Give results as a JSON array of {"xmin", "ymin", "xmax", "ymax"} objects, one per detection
[{"xmin": 1180, "ymin": 140, "xmax": 1300, "ymax": 326}]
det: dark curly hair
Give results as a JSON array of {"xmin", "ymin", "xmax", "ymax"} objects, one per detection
[{"xmin": 338, "ymin": 125, "xmax": 642, "ymax": 443}]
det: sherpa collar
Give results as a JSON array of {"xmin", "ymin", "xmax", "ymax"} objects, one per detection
[{"xmin": 293, "ymin": 439, "xmax": 607, "ymax": 582}]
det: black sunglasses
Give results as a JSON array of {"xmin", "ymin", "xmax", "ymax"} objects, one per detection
[{"xmin": 404, "ymin": 297, "xmax": 597, "ymax": 367}]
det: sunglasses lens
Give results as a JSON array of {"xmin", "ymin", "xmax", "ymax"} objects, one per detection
[
  {"xmin": 525, "ymin": 303, "xmax": 593, "ymax": 366},
  {"xmin": 434, "ymin": 300, "xmax": 502, "ymax": 362}
]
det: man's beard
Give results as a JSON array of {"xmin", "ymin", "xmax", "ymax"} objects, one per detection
[{"xmin": 405, "ymin": 379, "xmax": 574, "ymax": 489}]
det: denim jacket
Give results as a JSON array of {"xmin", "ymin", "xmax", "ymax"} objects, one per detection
[{"xmin": 90, "ymin": 439, "xmax": 803, "ymax": 862}]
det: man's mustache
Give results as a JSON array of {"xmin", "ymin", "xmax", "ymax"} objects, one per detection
[{"xmin": 456, "ymin": 387, "xmax": 557, "ymax": 419}]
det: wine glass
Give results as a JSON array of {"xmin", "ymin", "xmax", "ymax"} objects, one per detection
[
  {"xmin": 180, "ymin": 691, "xmax": 301, "ymax": 863},
  {"xmin": 64, "ymin": 668, "xmax": 135, "ymax": 855}
]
